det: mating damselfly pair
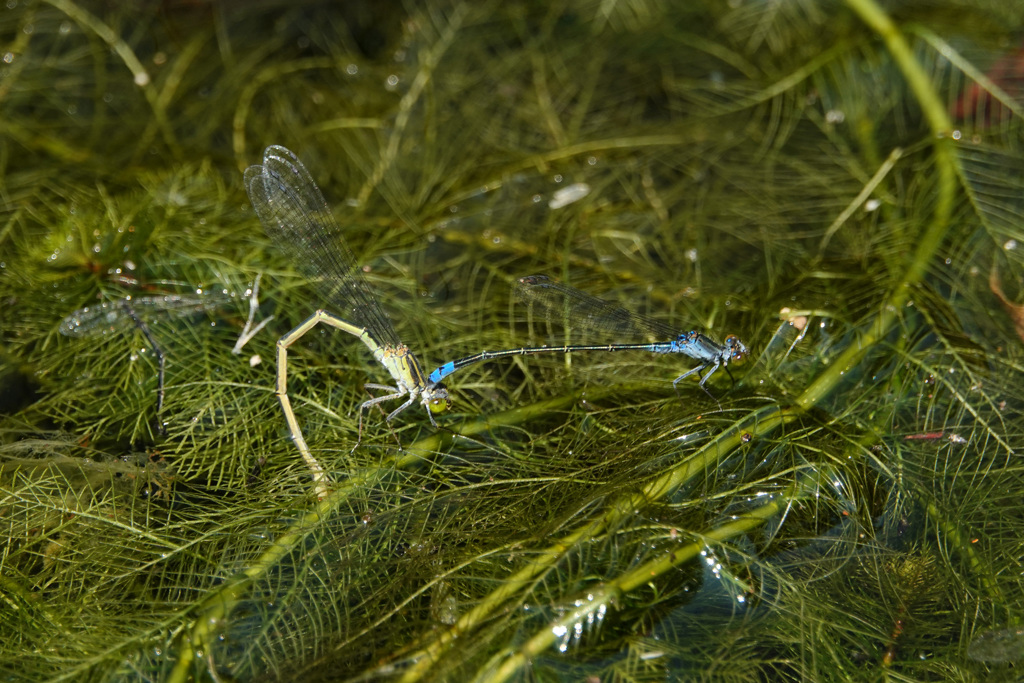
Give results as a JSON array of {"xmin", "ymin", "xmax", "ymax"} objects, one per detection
[{"xmin": 243, "ymin": 145, "xmax": 748, "ymax": 491}]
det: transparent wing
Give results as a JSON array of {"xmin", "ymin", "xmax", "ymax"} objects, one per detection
[
  {"xmin": 59, "ymin": 295, "xmax": 224, "ymax": 337},
  {"xmin": 244, "ymin": 145, "xmax": 402, "ymax": 348},
  {"xmin": 514, "ymin": 275, "xmax": 681, "ymax": 342}
]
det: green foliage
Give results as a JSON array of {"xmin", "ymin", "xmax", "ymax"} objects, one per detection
[{"xmin": 1, "ymin": 0, "xmax": 1023, "ymax": 680}]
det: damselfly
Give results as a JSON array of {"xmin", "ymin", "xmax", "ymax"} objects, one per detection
[
  {"xmin": 428, "ymin": 275, "xmax": 748, "ymax": 406},
  {"xmin": 244, "ymin": 145, "xmax": 450, "ymax": 494}
]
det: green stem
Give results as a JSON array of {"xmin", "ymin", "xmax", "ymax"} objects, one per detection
[
  {"xmin": 231, "ymin": 56, "xmax": 338, "ymax": 168},
  {"xmin": 355, "ymin": 3, "xmax": 469, "ymax": 207},
  {"xmin": 481, "ymin": 470, "xmax": 825, "ymax": 683},
  {"xmin": 166, "ymin": 384, "xmax": 623, "ymax": 681},
  {"xmin": 798, "ymin": 0, "xmax": 956, "ymax": 412},
  {"xmin": 167, "ymin": 504, "xmax": 328, "ymax": 683},
  {"xmin": 397, "ymin": 404, "xmax": 796, "ymax": 682},
  {"xmin": 41, "ymin": 0, "xmax": 180, "ymax": 157},
  {"xmin": 400, "ymin": 3, "xmax": 960, "ymax": 678}
]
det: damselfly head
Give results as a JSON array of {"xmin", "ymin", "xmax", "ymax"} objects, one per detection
[
  {"xmin": 424, "ymin": 383, "xmax": 452, "ymax": 414},
  {"xmin": 724, "ymin": 335, "xmax": 749, "ymax": 364}
]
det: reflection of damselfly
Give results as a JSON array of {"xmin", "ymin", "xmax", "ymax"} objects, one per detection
[
  {"xmin": 60, "ymin": 279, "xmax": 271, "ymax": 435},
  {"xmin": 428, "ymin": 275, "xmax": 749, "ymax": 406},
  {"xmin": 245, "ymin": 146, "xmax": 450, "ymax": 494}
]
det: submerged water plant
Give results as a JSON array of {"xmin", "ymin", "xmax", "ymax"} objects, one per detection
[{"xmin": 1, "ymin": 0, "xmax": 1023, "ymax": 680}]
